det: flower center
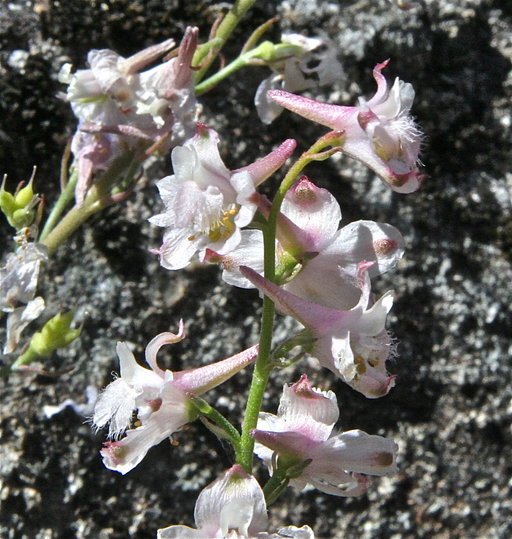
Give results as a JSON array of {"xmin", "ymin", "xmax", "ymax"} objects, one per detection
[
  {"xmin": 207, "ymin": 205, "xmax": 239, "ymax": 243},
  {"xmin": 352, "ymin": 333, "xmax": 391, "ymax": 376}
]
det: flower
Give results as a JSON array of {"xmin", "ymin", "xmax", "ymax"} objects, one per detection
[
  {"xmin": 213, "ymin": 177, "xmax": 404, "ymax": 313},
  {"xmin": 60, "ymin": 36, "xmax": 176, "ymax": 126},
  {"xmin": 135, "ymin": 26, "xmax": 199, "ymax": 137},
  {"xmin": 252, "ymin": 375, "xmax": 397, "ymax": 496},
  {"xmin": 255, "ymin": 33, "xmax": 343, "ymax": 124},
  {"xmin": 268, "ymin": 60, "xmax": 425, "ymax": 193},
  {"xmin": 157, "ymin": 464, "xmax": 314, "ymax": 538},
  {"xmin": 59, "ymin": 27, "xmax": 200, "ymax": 205},
  {"xmin": 150, "ymin": 125, "xmax": 296, "ymax": 270},
  {"xmin": 93, "ymin": 322, "xmax": 259, "ymax": 474},
  {"xmin": 70, "ymin": 131, "xmax": 117, "ymax": 206},
  {"xmin": 1, "ymin": 242, "xmax": 47, "ymax": 354},
  {"xmin": 240, "ymin": 264, "xmax": 396, "ymax": 398}
]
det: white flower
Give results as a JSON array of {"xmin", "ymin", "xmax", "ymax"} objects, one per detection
[
  {"xmin": 157, "ymin": 465, "xmax": 314, "ymax": 538},
  {"xmin": 93, "ymin": 322, "xmax": 259, "ymax": 474},
  {"xmin": 255, "ymin": 34, "xmax": 343, "ymax": 125},
  {"xmin": 241, "ymin": 264, "xmax": 396, "ymax": 398},
  {"xmin": 1, "ymin": 242, "xmax": 47, "ymax": 354},
  {"xmin": 217, "ymin": 178, "xmax": 404, "ymax": 312},
  {"xmin": 252, "ymin": 375, "xmax": 398, "ymax": 496},
  {"xmin": 150, "ymin": 126, "xmax": 296, "ymax": 270},
  {"xmin": 269, "ymin": 60, "xmax": 425, "ymax": 192},
  {"xmin": 60, "ymin": 28, "xmax": 200, "ymax": 205}
]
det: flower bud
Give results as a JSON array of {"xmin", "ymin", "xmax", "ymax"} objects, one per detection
[
  {"xmin": 14, "ymin": 180, "xmax": 35, "ymax": 207},
  {"xmin": 29, "ymin": 311, "xmax": 81, "ymax": 357},
  {"xmin": 0, "ymin": 179, "xmax": 16, "ymax": 219},
  {"xmin": 0, "ymin": 173, "xmax": 39, "ymax": 230}
]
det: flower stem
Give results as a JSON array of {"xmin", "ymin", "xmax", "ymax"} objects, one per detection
[
  {"xmin": 189, "ymin": 395, "xmax": 241, "ymax": 453},
  {"xmin": 195, "ymin": 41, "xmax": 268, "ymax": 96},
  {"xmin": 263, "ymin": 469, "xmax": 289, "ymax": 505},
  {"xmin": 39, "ymin": 168, "xmax": 78, "ymax": 242},
  {"xmin": 238, "ymin": 294, "xmax": 275, "ymax": 472},
  {"xmin": 237, "ymin": 132, "xmax": 345, "ymax": 473},
  {"xmin": 193, "ymin": 0, "xmax": 258, "ymax": 83},
  {"xmin": 41, "ymin": 152, "xmax": 135, "ymax": 256}
]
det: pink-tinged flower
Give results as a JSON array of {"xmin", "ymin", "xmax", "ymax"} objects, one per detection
[
  {"xmin": 255, "ymin": 33, "xmax": 343, "ymax": 124},
  {"xmin": 150, "ymin": 125, "xmax": 296, "ymax": 270},
  {"xmin": 59, "ymin": 37, "xmax": 176, "ymax": 125},
  {"xmin": 71, "ymin": 131, "xmax": 117, "ymax": 207},
  {"xmin": 93, "ymin": 322, "xmax": 259, "ymax": 474},
  {"xmin": 60, "ymin": 28, "xmax": 200, "ymax": 206},
  {"xmin": 252, "ymin": 375, "xmax": 397, "ymax": 496},
  {"xmin": 214, "ymin": 178, "xmax": 404, "ymax": 312},
  {"xmin": 268, "ymin": 60, "xmax": 425, "ymax": 193},
  {"xmin": 135, "ymin": 26, "xmax": 199, "ymax": 140},
  {"xmin": 241, "ymin": 265, "xmax": 396, "ymax": 398},
  {"xmin": 1, "ymin": 242, "xmax": 47, "ymax": 354},
  {"xmin": 157, "ymin": 464, "xmax": 314, "ymax": 538}
]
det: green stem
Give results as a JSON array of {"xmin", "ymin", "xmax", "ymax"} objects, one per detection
[
  {"xmin": 39, "ymin": 169, "xmax": 78, "ymax": 242},
  {"xmin": 238, "ymin": 294, "xmax": 275, "ymax": 472},
  {"xmin": 41, "ymin": 153, "xmax": 135, "ymax": 256},
  {"xmin": 189, "ymin": 396, "xmax": 241, "ymax": 454},
  {"xmin": 237, "ymin": 132, "xmax": 345, "ymax": 473},
  {"xmin": 195, "ymin": 42, "xmax": 267, "ymax": 96},
  {"xmin": 193, "ymin": 0, "xmax": 258, "ymax": 83}
]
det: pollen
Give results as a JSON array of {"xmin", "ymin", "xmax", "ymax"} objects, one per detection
[
  {"xmin": 373, "ymin": 137, "xmax": 392, "ymax": 162},
  {"xmin": 208, "ymin": 206, "xmax": 239, "ymax": 242},
  {"xmin": 354, "ymin": 354, "xmax": 367, "ymax": 374},
  {"xmin": 368, "ymin": 357, "xmax": 380, "ymax": 368}
]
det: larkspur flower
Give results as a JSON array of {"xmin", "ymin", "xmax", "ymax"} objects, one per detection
[
  {"xmin": 59, "ymin": 27, "xmax": 200, "ymax": 205},
  {"xmin": 268, "ymin": 60, "xmax": 425, "ymax": 193},
  {"xmin": 255, "ymin": 33, "xmax": 343, "ymax": 124},
  {"xmin": 150, "ymin": 124, "xmax": 296, "ymax": 270},
  {"xmin": 1, "ymin": 242, "xmax": 47, "ymax": 354},
  {"xmin": 157, "ymin": 464, "xmax": 314, "ymax": 538},
  {"xmin": 211, "ymin": 177, "xmax": 404, "ymax": 312},
  {"xmin": 252, "ymin": 375, "xmax": 397, "ymax": 496},
  {"xmin": 241, "ymin": 264, "xmax": 396, "ymax": 398},
  {"xmin": 93, "ymin": 322, "xmax": 259, "ymax": 474}
]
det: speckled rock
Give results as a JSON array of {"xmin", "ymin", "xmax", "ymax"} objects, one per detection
[{"xmin": 1, "ymin": 0, "xmax": 511, "ymax": 537}]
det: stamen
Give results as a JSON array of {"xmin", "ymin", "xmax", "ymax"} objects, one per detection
[{"xmin": 207, "ymin": 206, "xmax": 239, "ymax": 242}]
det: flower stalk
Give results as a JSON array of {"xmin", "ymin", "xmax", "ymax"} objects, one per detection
[
  {"xmin": 40, "ymin": 152, "xmax": 136, "ymax": 256},
  {"xmin": 193, "ymin": 0, "xmax": 259, "ymax": 83},
  {"xmin": 189, "ymin": 395, "xmax": 242, "ymax": 454},
  {"xmin": 237, "ymin": 132, "xmax": 345, "ymax": 472},
  {"xmin": 38, "ymin": 168, "xmax": 78, "ymax": 242}
]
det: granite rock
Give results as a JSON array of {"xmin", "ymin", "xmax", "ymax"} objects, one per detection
[{"xmin": 1, "ymin": 0, "xmax": 511, "ymax": 537}]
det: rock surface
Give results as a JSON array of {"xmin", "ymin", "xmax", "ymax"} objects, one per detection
[{"xmin": 1, "ymin": 0, "xmax": 511, "ymax": 537}]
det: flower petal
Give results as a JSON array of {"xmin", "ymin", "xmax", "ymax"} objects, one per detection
[
  {"xmin": 194, "ymin": 465, "xmax": 268, "ymax": 537},
  {"xmin": 322, "ymin": 429, "xmax": 398, "ymax": 476},
  {"xmin": 240, "ymin": 266, "xmax": 359, "ymax": 335},
  {"xmin": 100, "ymin": 402, "xmax": 188, "ymax": 475},
  {"xmin": 280, "ymin": 177, "xmax": 341, "ymax": 253}
]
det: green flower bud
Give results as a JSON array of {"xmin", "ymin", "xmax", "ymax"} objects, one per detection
[
  {"xmin": 251, "ymin": 41, "xmax": 303, "ymax": 64},
  {"xmin": 14, "ymin": 180, "xmax": 35, "ymax": 208},
  {"xmin": 0, "ymin": 173, "xmax": 39, "ymax": 230},
  {"xmin": 0, "ymin": 180, "xmax": 16, "ymax": 216},
  {"xmin": 11, "ymin": 207, "xmax": 35, "ymax": 229},
  {"xmin": 253, "ymin": 40, "xmax": 276, "ymax": 62},
  {"xmin": 30, "ymin": 311, "xmax": 81, "ymax": 357}
]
